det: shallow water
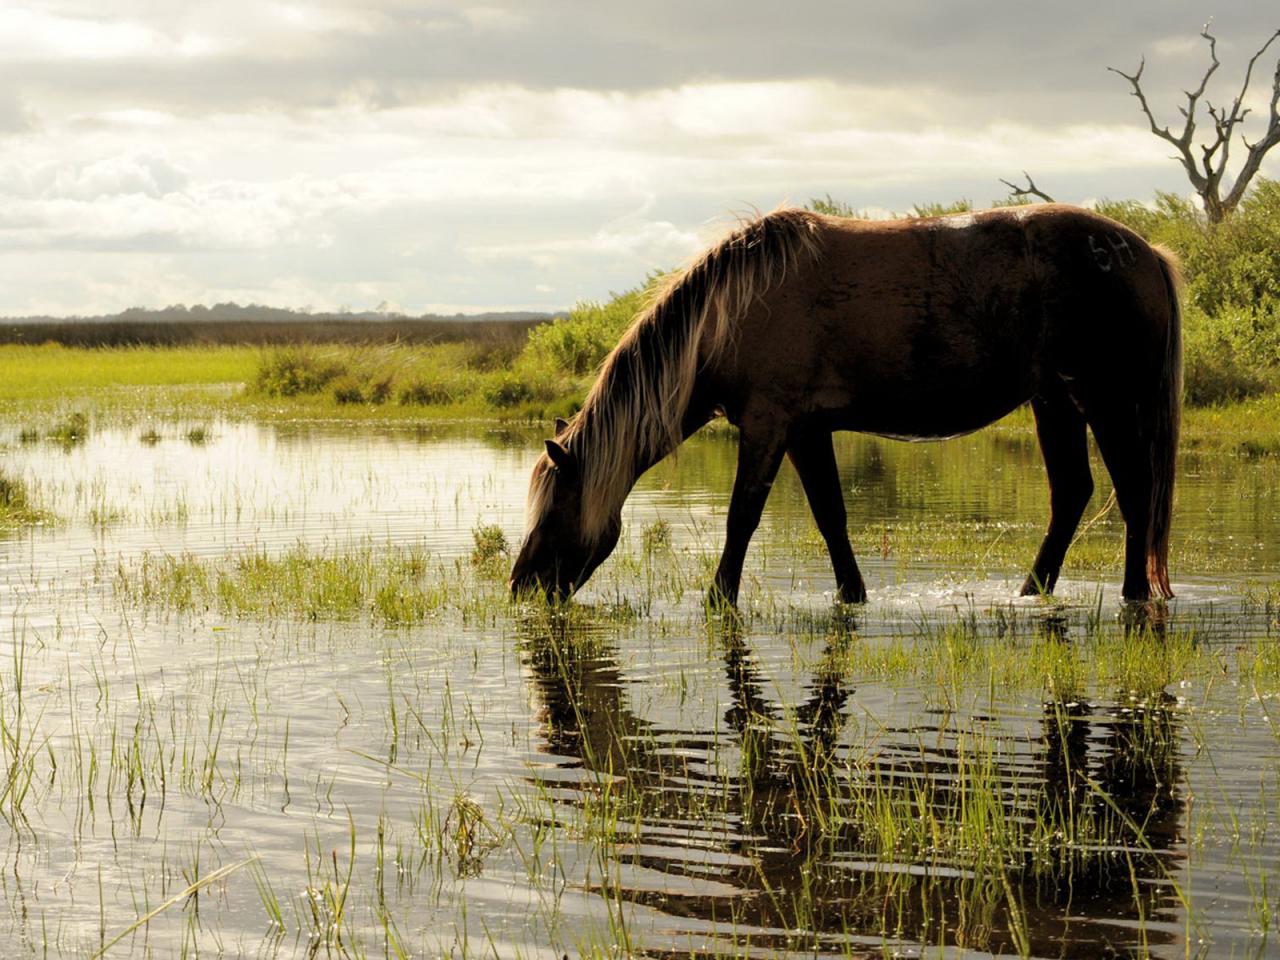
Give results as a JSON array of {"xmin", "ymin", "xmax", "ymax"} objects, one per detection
[{"xmin": 1, "ymin": 420, "xmax": 1278, "ymax": 957}]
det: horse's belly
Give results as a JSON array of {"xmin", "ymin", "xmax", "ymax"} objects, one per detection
[{"xmin": 813, "ymin": 371, "xmax": 1032, "ymax": 439}]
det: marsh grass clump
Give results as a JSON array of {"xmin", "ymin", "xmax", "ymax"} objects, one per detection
[
  {"xmin": 17, "ymin": 426, "xmax": 39, "ymax": 444},
  {"xmin": 366, "ymin": 375, "xmax": 393, "ymax": 405},
  {"xmin": 113, "ymin": 542, "xmax": 500, "ymax": 625},
  {"xmin": 481, "ymin": 373, "xmax": 537, "ymax": 408},
  {"xmin": 139, "ymin": 427, "xmax": 162, "ymax": 445},
  {"xmin": 184, "ymin": 425, "xmax": 210, "ymax": 445},
  {"xmin": 0, "ymin": 470, "xmax": 45, "ymax": 525},
  {"xmin": 470, "ymin": 523, "xmax": 509, "ymax": 570},
  {"xmin": 397, "ymin": 378, "xmax": 459, "ymax": 406},
  {"xmin": 47, "ymin": 410, "xmax": 88, "ymax": 445},
  {"xmin": 444, "ymin": 794, "xmax": 501, "ymax": 877},
  {"xmin": 331, "ymin": 375, "xmax": 365, "ymax": 405},
  {"xmin": 254, "ymin": 346, "xmax": 347, "ymax": 397},
  {"xmin": 641, "ymin": 519, "xmax": 671, "ymax": 556}
]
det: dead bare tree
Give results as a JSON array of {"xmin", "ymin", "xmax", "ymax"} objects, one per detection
[
  {"xmin": 999, "ymin": 171, "xmax": 1056, "ymax": 203},
  {"xmin": 1109, "ymin": 24, "xmax": 1280, "ymax": 223}
]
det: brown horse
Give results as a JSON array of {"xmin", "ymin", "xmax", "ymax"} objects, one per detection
[{"xmin": 510, "ymin": 205, "xmax": 1182, "ymax": 605}]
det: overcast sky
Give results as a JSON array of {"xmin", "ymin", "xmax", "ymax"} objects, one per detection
[{"xmin": 1, "ymin": 2, "xmax": 1277, "ymax": 316}]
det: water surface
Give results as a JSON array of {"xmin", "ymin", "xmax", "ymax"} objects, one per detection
[{"xmin": 1, "ymin": 421, "xmax": 1277, "ymax": 957}]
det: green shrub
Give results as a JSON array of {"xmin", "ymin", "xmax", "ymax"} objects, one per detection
[
  {"xmin": 254, "ymin": 347, "xmax": 346, "ymax": 396},
  {"xmin": 1182, "ymin": 306, "xmax": 1274, "ymax": 406},
  {"xmin": 523, "ymin": 286, "xmax": 648, "ymax": 376},
  {"xmin": 910, "ymin": 200, "xmax": 973, "ymax": 218},
  {"xmin": 463, "ymin": 339, "xmax": 524, "ymax": 372},
  {"xmin": 367, "ymin": 376, "xmax": 393, "ymax": 405},
  {"xmin": 331, "ymin": 375, "xmax": 365, "ymax": 404},
  {"xmin": 398, "ymin": 378, "xmax": 457, "ymax": 406},
  {"xmin": 482, "ymin": 374, "xmax": 537, "ymax": 408}
]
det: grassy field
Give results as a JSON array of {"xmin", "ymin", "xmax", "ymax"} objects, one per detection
[{"xmin": 3, "ymin": 342, "xmax": 1278, "ymax": 458}]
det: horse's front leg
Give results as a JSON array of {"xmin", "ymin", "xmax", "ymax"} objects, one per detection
[
  {"xmin": 787, "ymin": 429, "xmax": 867, "ymax": 603},
  {"xmin": 710, "ymin": 423, "xmax": 787, "ymax": 607}
]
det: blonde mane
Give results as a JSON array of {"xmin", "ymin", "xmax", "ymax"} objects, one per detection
[{"xmin": 527, "ymin": 208, "xmax": 823, "ymax": 542}]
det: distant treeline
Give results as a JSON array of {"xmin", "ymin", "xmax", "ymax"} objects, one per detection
[{"xmin": 0, "ymin": 304, "xmax": 560, "ymax": 348}]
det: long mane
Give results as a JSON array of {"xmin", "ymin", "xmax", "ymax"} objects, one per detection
[{"xmin": 528, "ymin": 208, "xmax": 823, "ymax": 542}]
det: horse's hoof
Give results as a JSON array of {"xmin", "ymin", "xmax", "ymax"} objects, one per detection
[
  {"xmin": 837, "ymin": 585, "xmax": 867, "ymax": 605},
  {"xmin": 1019, "ymin": 576, "xmax": 1054, "ymax": 598}
]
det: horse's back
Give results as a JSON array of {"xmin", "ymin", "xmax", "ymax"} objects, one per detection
[{"xmin": 722, "ymin": 205, "xmax": 1170, "ymax": 437}]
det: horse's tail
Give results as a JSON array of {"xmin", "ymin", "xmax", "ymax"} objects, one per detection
[{"xmin": 1146, "ymin": 245, "xmax": 1183, "ymax": 599}]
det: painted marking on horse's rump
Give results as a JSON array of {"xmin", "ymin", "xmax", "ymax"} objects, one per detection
[
  {"xmin": 936, "ymin": 213, "xmax": 977, "ymax": 229},
  {"xmin": 1088, "ymin": 234, "xmax": 1112, "ymax": 271},
  {"xmin": 1107, "ymin": 231, "xmax": 1137, "ymax": 266},
  {"xmin": 1089, "ymin": 231, "xmax": 1138, "ymax": 272}
]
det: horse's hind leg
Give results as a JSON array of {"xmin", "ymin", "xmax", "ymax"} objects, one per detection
[
  {"xmin": 711, "ymin": 420, "xmax": 787, "ymax": 606},
  {"xmin": 1084, "ymin": 409, "xmax": 1154, "ymax": 602},
  {"xmin": 788, "ymin": 429, "xmax": 867, "ymax": 603},
  {"xmin": 1021, "ymin": 394, "xmax": 1093, "ymax": 596}
]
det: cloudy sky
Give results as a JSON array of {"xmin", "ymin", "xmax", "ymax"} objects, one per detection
[{"xmin": 1, "ymin": 2, "xmax": 1277, "ymax": 316}]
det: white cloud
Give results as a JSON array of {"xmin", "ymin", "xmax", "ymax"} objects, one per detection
[
  {"xmin": 0, "ymin": 77, "xmax": 1213, "ymax": 314},
  {"xmin": 0, "ymin": 8, "xmax": 162, "ymax": 60}
]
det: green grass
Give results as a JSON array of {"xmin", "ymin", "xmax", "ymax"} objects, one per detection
[
  {"xmin": 3, "ymin": 341, "xmax": 1279, "ymax": 457},
  {"xmin": 6, "ymin": 504, "xmax": 1277, "ymax": 955},
  {"xmin": 0, "ymin": 471, "xmax": 41, "ymax": 527},
  {"xmin": 0, "ymin": 343, "xmax": 259, "ymax": 400},
  {"xmin": 0, "ymin": 470, "xmax": 49, "ymax": 526}
]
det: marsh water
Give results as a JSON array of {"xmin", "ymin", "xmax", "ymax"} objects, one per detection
[{"xmin": 2, "ymin": 419, "xmax": 1279, "ymax": 957}]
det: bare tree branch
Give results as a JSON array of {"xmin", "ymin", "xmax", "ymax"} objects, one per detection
[
  {"xmin": 1223, "ymin": 28, "xmax": 1280, "ymax": 212},
  {"xmin": 1111, "ymin": 24, "xmax": 1280, "ymax": 222},
  {"xmin": 999, "ymin": 172, "xmax": 1056, "ymax": 203}
]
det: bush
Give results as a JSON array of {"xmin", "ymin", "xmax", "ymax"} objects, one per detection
[
  {"xmin": 462, "ymin": 339, "xmax": 524, "ymax": 372},
  {"xmin": 482, "ymin": 374, "xmax": 537, "ymax": 408},
  {"xmin": 331, "ymin": 376, "xmax": 365, "ymax": 404},
  {"xmin": 367, "ymin": 376, "xmax": 393, "ymax": 405},
  {"xmin": 398, "ymin": 378, "xmax": 458, "ymax": 406},
  {"xmin": 523, "ymin": 286, "xmax": 649, "ymax": 377},
  {"xmin": 1182, "ymin": 306, "xmax": 1274, "ymax": 406},
  {"xmin": 254, "ymin": 347, "xmax": 346, "ymax": 397}
]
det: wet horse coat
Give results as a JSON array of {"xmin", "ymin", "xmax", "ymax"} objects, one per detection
[{"xmin": 511, "ymin": 205, "xmax": 1182, "ymax": 604}]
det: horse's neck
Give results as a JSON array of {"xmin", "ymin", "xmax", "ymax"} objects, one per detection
[
  {"xmin": 575, "ymin": 373, "xmax": 716, "ymax": 528},
  {"xmin": 627, "ymin": 397, "xmax": 716, "ymax": 479}
]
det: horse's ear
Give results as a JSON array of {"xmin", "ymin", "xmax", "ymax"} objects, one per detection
[
  {"xmin": 554, "ymin": 417, "xmax": 569, "ymax": 434},
  {"xmin": 544, "ymin": 439, "xmax": 576, "ymax": 474}
]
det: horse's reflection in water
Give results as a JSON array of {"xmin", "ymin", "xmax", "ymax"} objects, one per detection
[{"xmin": 517, "ymin": 613, "xmax": 1185, "ymax": 958}]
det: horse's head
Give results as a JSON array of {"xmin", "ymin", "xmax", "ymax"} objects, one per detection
[{"xmin": 510, "ymin": 428, "xmax": 621, "ymax": 601}]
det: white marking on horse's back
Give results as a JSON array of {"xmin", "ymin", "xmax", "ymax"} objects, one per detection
[{"xmin": 935, "ymin": 213, "xmax": 976, "ymax": 229}]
